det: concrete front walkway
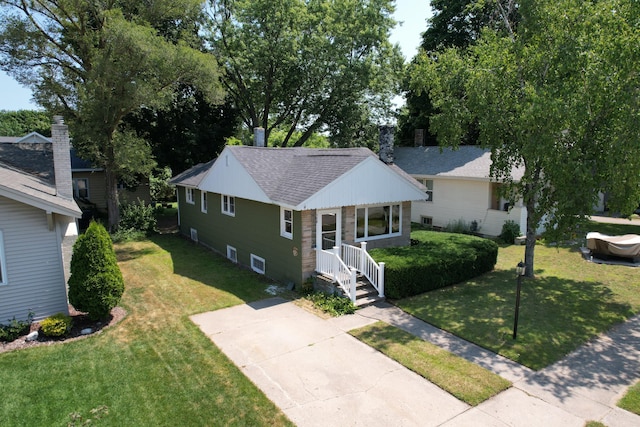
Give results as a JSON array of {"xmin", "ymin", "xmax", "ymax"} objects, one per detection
[{"xmin": 192, "ymin": 298, "xmax": 640, "ymax": 426}]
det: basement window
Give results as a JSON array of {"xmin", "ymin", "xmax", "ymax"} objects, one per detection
[
  {"xmin": 227, "ymin": 245, "xmax": 237, "ymax": 263},
  {"xmin": 250, "ymin": 254, "xmax": 266, "ymax": 275}
]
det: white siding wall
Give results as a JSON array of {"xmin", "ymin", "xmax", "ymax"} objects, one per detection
[
  {"xmin": 411, "ymin": 178, "xmax": 526, "ymax": 237},
  {"xmin": 0, "ymin": 196, "xmax": 69, "ymax": 321}
]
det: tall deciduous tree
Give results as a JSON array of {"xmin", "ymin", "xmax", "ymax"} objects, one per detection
[
  {"xmin": 411, "ymin": 0, "xmax": 640, "ymax": 276},
  {"xmin": 0, "ymin": 1, "xmax": 224, "ymax": 229},
  {"xmin": 398, "ymin": 0, "xmax": 517, "ymax": 146},
  {"xmin": 207, "ymin": 0, "xmax": 403, "ymax": 147}
]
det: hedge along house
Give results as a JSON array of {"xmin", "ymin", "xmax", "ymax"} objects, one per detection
[
  {"xmin": 0, "ymin": 116, "xmax": 81, "ymax": 321},
  {"xmin": 170, "ymin": 127, "xmax": 426, "ymax": 304}
]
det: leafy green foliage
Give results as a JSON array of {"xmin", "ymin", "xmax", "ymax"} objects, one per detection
[
  {"xmin": 118, "ymin": 199, "xmax": 157, "ymax": 235},
  {"xmin": 149, "ymin": 166, "xmax": 175, "ymax": 202},
  {"xmin": 40, "ymin": 313, "xmax": 72, "ymax": 337},
  {"xmin": 371, "ymin": 231, "xmax": 498, "ymax": 299},
  {"xmin": 0, "ymin": 312, "xmax": 33, "ymax": 342},
  {"xmin": 0, "ymin": 110, "xmax": 50, "ymax": 136},
  {"xmin": 499, "ymin": 220, "xmax": 521, "ymax": 244},
  {"xmin": 0, "ymin": 1, "xmax": 225, "ymax": 229},
  {"xmin": 410, "ymin": 0, "xmax": 640, "ymax": 275},
  {"xmin": 68, "ymin": 222, "xmax": 124, "ymax": 320},
  {"xmin": 209, "ymin": 0, "xmax": 402, "ymax": 147},
  {"xmin": 305, "ymin": 292, "xmax": 356, "ymax": 317}
]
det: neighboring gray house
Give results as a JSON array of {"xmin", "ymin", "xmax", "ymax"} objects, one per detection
[
  {"xmin": 170, "ymin": 129, "xmax": 426, "ymax": 304},
  {"xmin": 394, "ymin": 145, "xmax": 527, "ymax": 237},
  {"xmin": 0, "ymin": 117, "xmax": 81, "ymax": 322}
]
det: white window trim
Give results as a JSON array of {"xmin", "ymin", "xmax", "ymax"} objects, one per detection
[
  {"xmin": 73, "ymin": 178, "xmax": 89, "ymax": 199},
  {"xmin": 280, "ymin": 207, "xmax": 293, "ymax": 239},
  {"xmin": 190, "ymin": 227, "xmax": 198, "ymax": 242},
  {"xmin": 355, "ymin": 203, "xmax": 402, "ymax": 242},
  {"xmin": 227, "ymin": 245, "xmax": 237, "ymax": 263},
  {"xmin": 0, "ymin": 230, "xmax": 7, "ymax": 285},
  {"xmin": 250, "ymin": 254, "xmax": 266, "ymax": 275},
  {"xmin": 186, "ymin": 188, "xmax": 195, "ymax": 205},
  {"xmin": 221, "ymin": 194, "xmax": 235, "ymax": 216},
  {"xmin": 201, "ymin": 191, "xmax": 208, "ymax": 213},
  {"xmin": 420, "ymin": 178, "xmax": 433, "ymax": 202}
]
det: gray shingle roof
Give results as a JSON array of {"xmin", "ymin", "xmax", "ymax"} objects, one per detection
[
  {"xmin": 0, "ymin": 141, "xmax": 54, "ymax": 183},
  {"xmin": 394, "ymin": 146, "xmax": 524, "ymax": 180},
  {"xmin": 228, "ymin": 146, "xmax": 376, "ymax": 206},
  {"xmin": 169, "ymin": 159, "xmax": 216, "ymax": 187}
]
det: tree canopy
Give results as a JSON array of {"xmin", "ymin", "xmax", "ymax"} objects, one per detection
[
  {"xmin": 411, "ymin": 0, "xmax": 640, "ymax": 275},
  {"xmin": 207, "ymin": 0, "xmax": 403, "ymax": 147},
  {"xmin": 0, "ymin": 110, "xmax": 50, "ymax": 136},
  {"xmin": 0, "ymin": 0, "xmax": 225, "ymax": 229}
]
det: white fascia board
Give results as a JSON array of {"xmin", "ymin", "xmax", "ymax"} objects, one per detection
[
  {"xmin": 197, "ymin": 147, "xmax": 271, "ymax": 203},
  {"xmin": 0, "ymin": 186, "xmax": 82, "ymax": 218},
  {"xmin": 296, "ymin": 157, "xmax": 428, "ymax": 210}
]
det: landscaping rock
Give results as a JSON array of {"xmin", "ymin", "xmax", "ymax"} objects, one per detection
[
  {"xmin": 25, "ymin": 331, "xmax": 39, "ymax": 342},
  {"xmin": 81, "ymin": 328, "xmax": 93, "ymax": 335}
]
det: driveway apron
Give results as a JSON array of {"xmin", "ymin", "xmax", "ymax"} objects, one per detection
[{"xmin": 191, "ymin": 297, "xmax": 469, "ymax": 426}]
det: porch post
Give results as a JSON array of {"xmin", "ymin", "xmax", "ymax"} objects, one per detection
[
  {"xmin": 349, "ymin": 267, "xmax": 357, "ymax": 303},
  {"xmin": 360, "ymin": 241, "xmax": 367, "ymax": 272},
  {"xmin": 378, "ymin": 262, "xmax": 385, "ymax": 298},
  {"xmin": 332, "ymin": 246, "xmax": 340, "ymax": 279}
]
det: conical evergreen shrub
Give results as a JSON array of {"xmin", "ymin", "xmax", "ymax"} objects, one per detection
[{"xmin": 68, "ymin": 221, "xmax": 124, "ymax": 320}]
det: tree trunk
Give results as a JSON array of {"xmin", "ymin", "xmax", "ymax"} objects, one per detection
[
  {"xmin": 524, "ymin": 196, "xmax": 537, "ymax": 278},
  {"xmin": 105, "ymin": 168, "xmax": 120, "ymax": 232}
]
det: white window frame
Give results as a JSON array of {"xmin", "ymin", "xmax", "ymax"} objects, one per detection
[
  {"xmin": 190, "ymin": 227, "xmax": 198, "ymax": 242},
  {"xmin": 250, "ymin": 254, "xmax": 266, "ymax": 275},
  {"xmin": 186, "ymin": 188, "xmax": 195, "ymax": 205},
  {"xmin": 355, "ymin": 203, "xmax": 402, "ymax": 242},
  {"xmin": 227, "ymin": 245, "xmax": 237, "ymax": 263},
  {"xmin": 201, "ymin": 191, "xmax": 208, "ymax": 213},
  {"xmin": 280, "ymin": 207, "xmax": 293, "ymax": 239},
  {"xmin": 419, "ymin": 178, "xmax": 434, "ymax": 202},
  {"xmin": 0, "ymin": 230, "xmax": 7, "ymax": 285},
  {"xmin": 221, "ymin": 194, "xmax": 235, "ymax": 216},
  {"xmin": 421, "ymin": 216, "xmax": 433, "ymax": 227},
  {"xmin": 73, "ymin": 178, "xmax": 89, "ymax": 199}
]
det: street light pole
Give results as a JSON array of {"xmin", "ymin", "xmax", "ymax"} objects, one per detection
[{"xmin": 513, "ymin": 261, "xmax": 526, "ymax": 340}]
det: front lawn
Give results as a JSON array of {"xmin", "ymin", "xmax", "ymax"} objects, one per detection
[
  {"xmin": 350, "ymin": 322, "xmax": 511, "ymax": 406},
  {"xmin": 0, "ymin": 235, "xmax": 292, "ymax": 427},
  {"xmin": 396, "ymin": 222, "xmax": 640, "ymax": 370}
]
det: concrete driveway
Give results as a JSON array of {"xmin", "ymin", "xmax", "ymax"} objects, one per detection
[{"xmin": 191, "ymin": 297, "xmax": 469, "ymax": 426}]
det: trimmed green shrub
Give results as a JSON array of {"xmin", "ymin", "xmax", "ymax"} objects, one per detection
[
  {"xmin": 40, "ymin": 313, "xmax": 72, "ymax": 337},
  {"xmin": 68, "ymin": 221, "xmax": 125, "ymax": 320},
  {"xmin": 370, "ymin": 230, "xmax": 498, "ymax": 299},
  {"xmin": 500, "ymin": 220, "xmax": 521, "ymax": 244}
]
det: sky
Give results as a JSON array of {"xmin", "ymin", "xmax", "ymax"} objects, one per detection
[{"xmin": 0, "ymin": 2, "xmax": 433, "ymax": 111}]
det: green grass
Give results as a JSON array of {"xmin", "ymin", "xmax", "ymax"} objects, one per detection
[
  {"xmin": 619, "ymin": 380, "xmax": 640, "ymax": 415},
  {"xmin": 396, "ymin": 221, "xmax": 640, "ymax": 371},
  {"xmin": 350, "ymin": 322, "xmax": 511, "ymax": 406},
  {"xmin": 0, "ymin": 235, "xmax": 292, "ymax": 427}
]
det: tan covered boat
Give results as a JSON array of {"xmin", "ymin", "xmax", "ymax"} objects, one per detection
[{"xmin": 586, "ymin": 232, "xmax": 640, "ymax": 259}]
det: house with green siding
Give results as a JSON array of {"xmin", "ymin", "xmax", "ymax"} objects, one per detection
[{"xmin": 170, "ymin": 129, "xmax": 426, "ymax": 303}]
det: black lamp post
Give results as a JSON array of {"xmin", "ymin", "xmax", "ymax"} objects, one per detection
[{"xmin": 513, "ymin": 261, "xmax": 526, "ymax": 340}]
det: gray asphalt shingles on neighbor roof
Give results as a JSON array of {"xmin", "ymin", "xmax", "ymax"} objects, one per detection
[
  {"xmin": 169, "ymin": 159, "xmax": 216, "ymax": 187},
  {"xmin": 228, "ymin": 146, "xmax": 376, "ymax": 206},
  {"xmin": 394, "ymin": 146, "xmax": 525, "ymax": 181}
]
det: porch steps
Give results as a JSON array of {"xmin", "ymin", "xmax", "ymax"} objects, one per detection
[{"xmin": 316, "ymin": 273, "xmax": 384, "ymax": 308}]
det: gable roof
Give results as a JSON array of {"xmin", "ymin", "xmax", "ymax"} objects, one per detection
[
  {"xmin": 394, "ymin": 146, "xmax": 524, "ymax": 181},
  {"xmin": 0, "ymin": 161, "xmax": 81, "ymax": 217},
  {"xmin": 172, "ymin": 146, "xmax": 427, "ymax": 210}
]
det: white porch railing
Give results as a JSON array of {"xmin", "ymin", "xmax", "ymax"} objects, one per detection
[
  {"xmin": 341, "ymin": 242, "xmax": 385, "ymax": 298},
  {"xmin": 316, "ymin": 246, "xmax": 357, "ymax": 303}
]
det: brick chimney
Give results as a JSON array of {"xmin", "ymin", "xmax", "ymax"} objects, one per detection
[
  {"xmin": 51, "ymin": 116, "xmax": 73, "ymax": 199},
  {"xmin": 379, "ymin": 125, "xmax": 394, "ymax": 164},
  {"xmin": 253, "ymin": 127, "xmax": 265, "ymax": 147}
]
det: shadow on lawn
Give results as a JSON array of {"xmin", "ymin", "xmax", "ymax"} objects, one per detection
[{"xmin": 147, "ymin": 233, "xmax": 279, "ymax": 302}]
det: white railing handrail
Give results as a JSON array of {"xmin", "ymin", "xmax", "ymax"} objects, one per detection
[
  {"xmin": 341, "ymin": 242, "xmax": 385, "ymax": 298},
  {"xmin": 316, "ymin": 247, "xmax": 357, "ymax": 302}
]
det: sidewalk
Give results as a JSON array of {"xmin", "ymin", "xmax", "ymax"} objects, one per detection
[
  {"xmin": 352, "ymin": 302, "xmax": 640, "ymax": 426},
  {"xmin": 193, "ymin": 297, "xmax": 640, "ymax": 426}
]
